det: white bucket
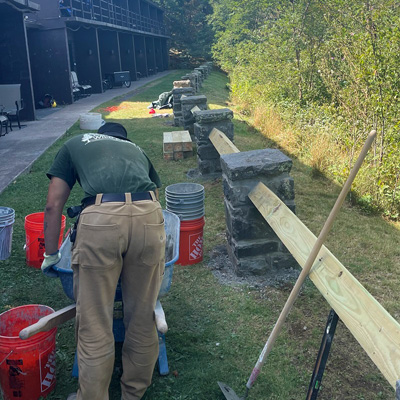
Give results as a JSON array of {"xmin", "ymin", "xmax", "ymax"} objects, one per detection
[
  {"xmin": 0, "ymin": 207, "xmax": 15, "ymax": 260},
  {"xmin": 79, "ymin": 113, "xmax": 105, "ymax": 130}
]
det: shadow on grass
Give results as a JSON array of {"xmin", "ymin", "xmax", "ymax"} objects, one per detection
[{"xmin": 0, "ymin": 69, "xmax": 398, "ymax": 400}]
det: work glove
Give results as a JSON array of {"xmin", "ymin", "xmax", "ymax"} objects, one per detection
[{"xmin": 41, "ymin": 251, "xmax": 61, "ymax": 278}]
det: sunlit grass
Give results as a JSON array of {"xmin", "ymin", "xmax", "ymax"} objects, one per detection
[{"xmin": 0, "ymin": 69, "xmax": 397, "ymax": 400}]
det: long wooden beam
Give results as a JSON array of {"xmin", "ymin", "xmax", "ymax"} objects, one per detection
[
  {"xmin": 209, "ymin": 128, "xmax": 240, "ymax": 155},
  {"xmin": 249, "ymin": 182, "xmax": 400, "ymax": 388}
]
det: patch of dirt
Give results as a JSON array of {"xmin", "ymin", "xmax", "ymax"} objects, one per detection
[{"xmin": 207, "ymin": 244, "xmax": 300, "ymax": 289}]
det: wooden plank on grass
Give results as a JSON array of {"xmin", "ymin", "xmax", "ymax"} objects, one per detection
[
  {"xmin": 249, "ymin": 182, "xmax": 400, "ymax": 389},
  {"xmin": 209, "ymin": 128, "xmax": 240, "ymax": 155}
]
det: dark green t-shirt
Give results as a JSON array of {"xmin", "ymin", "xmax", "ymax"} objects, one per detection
[{"xmin": 47, "ymin": 133, "xmax": 161, "ymax": 198}]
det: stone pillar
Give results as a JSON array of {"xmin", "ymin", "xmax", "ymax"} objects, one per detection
[
  {"xmin": 199, "ymin": 65, "xmax": 209, "ymax": 77},
  {"xmin": 193, "ymin": 108, "xmax": 234, "ymax": 176},
  {"xmin": 181, "ymin": 95, "xmax": 207, "ymax": 135},
  {"xmin": 172, "ymin": 87, "xmax": 194, "ymax": 127},
  {"xmin": 221, "ymin": 149, "xmax": 297, "ymax": 277},
  {"xmin": 181, "ymin": 73, "xmax": 198, "ymax": 92},
  {"xmin": 193, "ymin": 69, "xmax": 204, "ymax": 86}
]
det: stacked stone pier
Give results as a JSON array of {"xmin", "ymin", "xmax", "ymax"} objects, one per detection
[
  {"xmin": 172, "ymin": 86, "xmax": 195, "ymax": 126},
  {"xmin": 180, "ymin": 95, "xmax": 208, "ymax": 135},
  {"xmin": 220, "ymin": 149, "xmax": 297, "ymax": 277},
  {"xmin": 181, "ymin": 73, "xmax": 199, "ymax": 93},
  {"xmin": 193, "ymin": 108, "xmax": 234, "ymax": 176},
  {"xmin": 172, "ymin": 63, "xmax": 213, "ymax": 128}
]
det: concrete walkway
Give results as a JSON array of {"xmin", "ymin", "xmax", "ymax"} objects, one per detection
[{"xmin": 0, "ymin": 70, "xmax": 174, "ymax": 195}]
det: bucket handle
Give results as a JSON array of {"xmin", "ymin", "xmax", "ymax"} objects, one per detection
[
  {"xmin": 23, "ymin": 229, "xmax": 44, "ymax": 251},
  {"xmin": 0, "ymin": 349, "xmax": 14, "ymax": 366},
  {"xmin": 23, "ymin": 226, "xmax": 70, "ymax": 251}
]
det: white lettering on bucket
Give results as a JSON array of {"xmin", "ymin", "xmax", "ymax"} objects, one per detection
[
  {"xmin": 40, "ymin": 347, "xmax": 56, "ymax": 392},
  {"xmin": 189, "ymin": 234, "xmax": 203, "ymax": 260}
]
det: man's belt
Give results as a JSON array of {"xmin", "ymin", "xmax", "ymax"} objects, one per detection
[{"xmin": 82, "ymin": 192, "xmax": 152, "ymax": 208}]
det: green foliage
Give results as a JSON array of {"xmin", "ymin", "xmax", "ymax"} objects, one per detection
[
  {"xmin": 154, "ymin": 0, "xmax": 214, "ymax": 61},
  {"xmin": 211, "ymin": 0, "xmax": 400, "ymax": 219}
]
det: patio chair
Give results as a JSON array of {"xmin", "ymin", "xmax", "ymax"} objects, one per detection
[
  {"xmin": 71, "ymin": 71, "xmax": 92, "ymax": 98},
  {"xmin": 0, "ymin": 115, "xmax": 9, "ymax": 136},
  {"xmin": 0, "ymin": 84, "xmax": 24, "ymax": 129}
]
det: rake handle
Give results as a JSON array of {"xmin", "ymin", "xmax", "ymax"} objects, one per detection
[{"xmin": 246, "ymin": 130, "xmax": 377, "ymax": 389}]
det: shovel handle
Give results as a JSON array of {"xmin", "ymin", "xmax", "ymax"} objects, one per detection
[
  {"xmin": 19, "ymin": 304, "xmax": 76, "ymax": 340},
  {"xmin": 246, "ymin": 130, "xmax": 377, "ymax": 389}
]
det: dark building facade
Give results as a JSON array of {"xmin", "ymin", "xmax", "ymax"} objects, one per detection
[
  {"xmin": 0, "ymin": 0, "xmax": 168, "ymax": 121},
  {"xmin": 0, "ymin": 0, "xmax": 40, "ymax": 121}
]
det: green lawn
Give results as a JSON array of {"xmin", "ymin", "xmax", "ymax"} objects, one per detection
[{"xmin": 0, "ymin": 70, "xmax": 399, "ymax": 400}]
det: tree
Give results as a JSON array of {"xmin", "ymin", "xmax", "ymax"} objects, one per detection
[{"xmin": 154, "ymin": 0, "xmax": 214, "ymax": 61}]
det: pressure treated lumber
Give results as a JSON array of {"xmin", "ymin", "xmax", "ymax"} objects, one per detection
[
  {"xmin": 209, "ymin": 128, "xmax": 240, "ymax": 155},
  {"xmin": 249, "ymin": 182, "xmax": 400, "ymax": 389}
]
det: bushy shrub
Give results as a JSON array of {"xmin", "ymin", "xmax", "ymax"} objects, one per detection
[{"xmin": 211, "ymin": 0, "xmax": 400, "ymax": 219}]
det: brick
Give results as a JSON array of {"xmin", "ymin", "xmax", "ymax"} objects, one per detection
[
  {"xmin": 174, "ymin": 151, "xmax": 184, "ymax": 160},
  {"xmin": 183, "ymin": 141, "xmax": 193, "ymax": 151},
  {"xmin": 163, "ymin": 152, "xmax": 174, "ymax": 161},
  {"xmin": 173, "ymin": 142, "xmax": 183, "ymax": 151},
  {"xmin": 163, "ymin": 142, "xmax": 173, "ymax": 152}
]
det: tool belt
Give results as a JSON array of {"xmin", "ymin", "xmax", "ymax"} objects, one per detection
[
  {"xmin": 67, "ymin": 192, "xmax": 153, "ymax": 244},
  {"xmin": 82, "ymin": 192, "xmax": 152, "ymax": 208}
]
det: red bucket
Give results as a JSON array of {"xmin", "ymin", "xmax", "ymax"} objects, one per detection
[
  {"xmin": 0, "ymin": 305, "xmax": 57, "ymax": 400},
  {"xmin": 177, "ymin": 217, "xmax": 205, "ymax": 265},
  {"xmin": 24, "ymin": 212, "xmax": 66, "ymax": 268}
]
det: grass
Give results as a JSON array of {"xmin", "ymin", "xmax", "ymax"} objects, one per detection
[{"xmin": 0, "ymin": 70, "xmax": 399, "ymax": 399}]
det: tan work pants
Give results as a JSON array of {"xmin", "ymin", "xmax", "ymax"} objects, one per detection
[{"xmin": 72, "ymin": 193, "xmax": 166, "ymax": 400}]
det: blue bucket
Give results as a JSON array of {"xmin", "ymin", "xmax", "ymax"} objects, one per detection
[{"xmin": 53, "ymin": 210, "xmax": 180, "ymax": 301}]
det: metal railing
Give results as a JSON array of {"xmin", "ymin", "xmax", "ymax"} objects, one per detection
[{"xmin": 60, "ymin": 0, "xmax": 166, "ymax": 35}]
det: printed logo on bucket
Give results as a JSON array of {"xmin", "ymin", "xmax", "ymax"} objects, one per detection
[
  {"xmin": 40, "ymin": 347, "xmax": 56, "ymax": 392},
  {"xmin": 189, "ymin": 233, "xmax": 203, "ymax": 260}
]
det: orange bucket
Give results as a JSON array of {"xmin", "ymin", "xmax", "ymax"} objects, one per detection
[
  {"xmin": 24, "ymin": 212, "xmax": 66, "ymax": 268},
  {"xmin": 177, "ymin": 217, "xmax": 205, "ymax": 265},
  {"xmin": 0, "ymin": 305, "xmax": 57, "ymax": 400}
]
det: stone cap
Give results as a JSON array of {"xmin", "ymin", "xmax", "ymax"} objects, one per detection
[
  {"xmin": 181, "ymin": 95, "xmax": 207, "ymax": 105},
  {"xmin": 220, "ymin": 149, "xmax": 292, "ymax": 181},
  {"xmin": 173, "ymin": 80, "xmax": 191, "ymax": 88},
  {"xmin": 193, "ymin": 108, "xmax": 233, "ymax": 123}
]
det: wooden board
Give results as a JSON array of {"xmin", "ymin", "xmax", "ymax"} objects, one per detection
[
  {"xmin": 19, "ymin": 304, "xmax": 76, "ymax": 339},
  {"xmin": 209, "ymin": 128, "xmax": 240, "ymax": 155},
  {"xmin": 249, "ymin": 182, "xmax": 400, "ymax": 388},
  {"xmin": 191, "ymin": 105, "xmax": 201, "ymax": 113}
]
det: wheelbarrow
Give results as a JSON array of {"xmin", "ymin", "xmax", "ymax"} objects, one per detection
[{"xmin": 20, "ymin": 210, "xmax": 180, "ymax": 376}]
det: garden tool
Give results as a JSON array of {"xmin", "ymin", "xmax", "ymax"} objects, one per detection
[
  {"xmin": 19, "ymin": 304, "xmax": 76, "ymax": 339},
  {"xmin": 19, "ymin": 300, "xmax": 168, "ymax": 340},
  {"xmin": 218, "ymin": 130, "xmax": 377, "ymax": 400}
]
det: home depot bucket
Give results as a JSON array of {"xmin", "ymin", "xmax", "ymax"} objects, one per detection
[
  {"xmin": 0, "ymin": 305, "xmax": 57, "ymax": 400},
  {"xmin": 177, "ymin": 216, "xmax": 205, "ymax": 265},
  {"xmin": 0, "ymin": 207, "xmax": 15, "ymax": 261},
  {"xmin": 24, "ymin": 213, "xmax": 66, "ymax": 268}
]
